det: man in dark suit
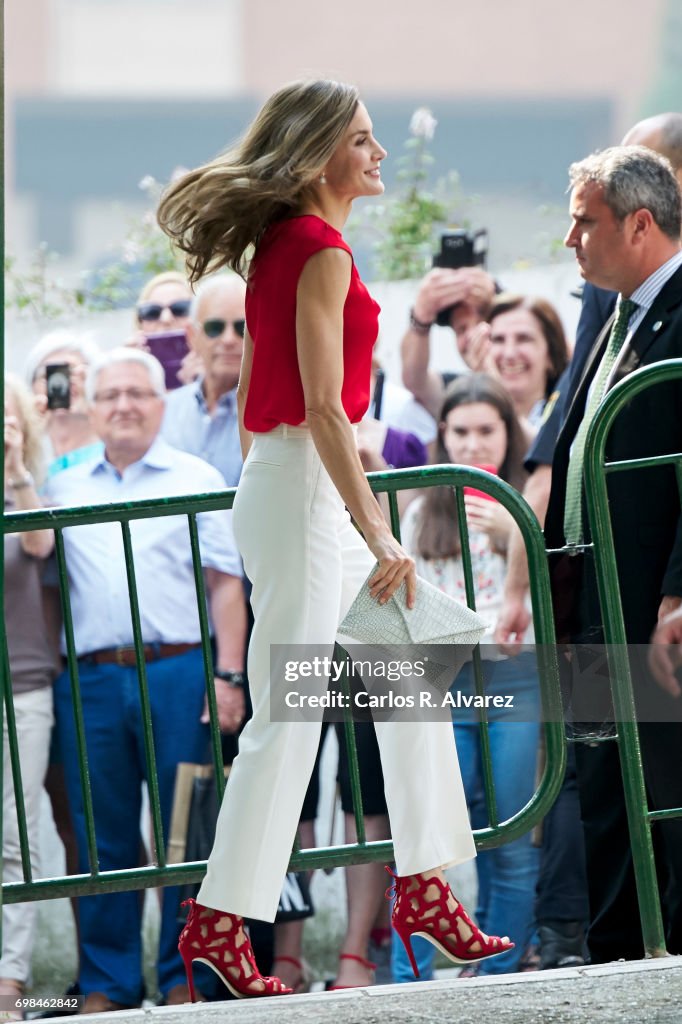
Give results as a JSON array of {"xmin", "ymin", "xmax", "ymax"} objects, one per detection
[
  {"xmin": 498, "ymin": 112, "xmax": 682, "ymax": 649},
  {"xmin": 544, "ymin": 145, "xmax": 682, "ymax": 963},
  {"xmin": 496, "ymin": 116, "xmax": 682, "ymax": 967}
]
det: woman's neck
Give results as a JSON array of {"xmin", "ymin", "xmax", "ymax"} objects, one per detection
[
  {"xmin": 514, "ymin": 388, "xmax": 545, "ymax": 421},
  {"xmin": 298, "ymin": 196, "xmax": 352, "ymax": 233}
]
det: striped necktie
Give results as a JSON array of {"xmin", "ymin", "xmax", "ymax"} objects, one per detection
[{"xmin": 563, "ymin": 297, "xmax": 637, "ymax": 547}]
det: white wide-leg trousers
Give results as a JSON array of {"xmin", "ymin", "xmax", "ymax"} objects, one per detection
[{"xmin": 197, "ymin": 427, "xmax": 475, "ymax": 922}]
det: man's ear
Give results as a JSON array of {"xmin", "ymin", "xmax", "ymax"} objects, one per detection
[{"xmin": 629, "ymin": 207, "xmax": 654, "ymax": 245}]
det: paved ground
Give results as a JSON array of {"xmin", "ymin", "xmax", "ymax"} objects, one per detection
[{"xmin": 39, "ymin": 957, "xmax": 682, "ymax": 1024}]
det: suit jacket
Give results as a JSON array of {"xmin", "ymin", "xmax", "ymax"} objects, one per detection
[
  {"xmin": 545, "ymin": 263, "xmax": 682, "ymax": 643},
  {"xmin": 525, "ymin": 284, "xmax": 617, "ymax": 470}
]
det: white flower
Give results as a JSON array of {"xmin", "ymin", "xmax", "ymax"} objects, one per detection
[
  {"xmin": 170, "ymin": 165, "xmax": 190, "ymax": 182},
  {"xmin": 122, "ymin": 241, "xmax": 141, "ymax": 264},
  {"xmin": 138, "ymin": 175, "xmax": 157, "ymax": 193},
  {"xmin": 409, "ymin": 108, "xmax": 437, "ymax": 141}
]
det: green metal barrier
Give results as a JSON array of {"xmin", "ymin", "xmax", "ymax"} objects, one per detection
[
  {"xmin": 583, "ymin": 358, "xmax": 682, "ymax": 958},
  {"xmin": 1, "ymin": 467, "xmax": 565, "ymax": 915}
]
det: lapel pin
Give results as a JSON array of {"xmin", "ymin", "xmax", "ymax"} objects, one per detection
[{"xmin": 652, "ymin": 320, "xmax": 663, "ymax": 332}]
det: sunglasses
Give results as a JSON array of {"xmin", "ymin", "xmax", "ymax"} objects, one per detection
[
  {"xmin": 202, "ymin": 318, "xmax": 246, "ymax": 339},
  {"xmin": 137, "ymin": 299, "xmax": 192, "ymax": 321}
]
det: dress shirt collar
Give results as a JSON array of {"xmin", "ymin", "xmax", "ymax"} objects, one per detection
[
  {"xmin": 192, "ymin": 377, "xmax": 237, "ymax": 414},
  {"xmin": 628, "ymin": 249, "xmax": 682, "ymax": 313},
  {"xmin": 90, "ymin": 435, "xmax": 176, "ymax": 478}
]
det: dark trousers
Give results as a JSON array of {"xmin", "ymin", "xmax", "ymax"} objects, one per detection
[
  {"xmin": 552, "ymin": 555, "xmax": 682, "ymax": 960},
  {"xmin": 574, "ymin": 738, "xmax": 645, "ymax": 961},
  {"xmin": 535, "ymin": 742, "xmax": 589, "ymax": 926},
  {"xmin": 573, "ymin": 721, "xmax": 682, "ymax": 961}
]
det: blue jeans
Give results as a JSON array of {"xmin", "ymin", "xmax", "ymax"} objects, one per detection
[
  {"xmin": 392, "ymin": 654, "xmax": 540, "ymax": 980},
  {"xmin": 54, "ymin": 649, "xmax": 209, "ymax": 1004}
]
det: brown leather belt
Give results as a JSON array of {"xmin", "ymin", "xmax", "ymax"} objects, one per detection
[{"xmin": 79, "ymin": 642, "xmax": 201, "ymax": 667}]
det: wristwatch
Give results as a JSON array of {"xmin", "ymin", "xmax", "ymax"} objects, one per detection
[{"xmin": 214, "ymin": 669, "xmax": 245, "ymax": 688}]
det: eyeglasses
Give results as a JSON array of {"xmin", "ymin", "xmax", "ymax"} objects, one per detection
[
  {"xmin": 137, "ymin": 300, "xmax": 192, "ymax": 321},
  {"xmin": 93, "ymin": 388, "xmax": 160, "ymax": 405},
  {"xmin": 202, "ymin": 318, "xmax": 246, "ymax": 339}
]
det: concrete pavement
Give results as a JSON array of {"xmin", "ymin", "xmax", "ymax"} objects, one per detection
[{"xmin": 41, "ymin": 956, "xmax": 682, "ymax": 1024}]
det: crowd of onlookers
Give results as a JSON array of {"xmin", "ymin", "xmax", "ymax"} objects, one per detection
[{"xmin": 3, "ymin": 108, "xmax": 682, "ymax": 1012}]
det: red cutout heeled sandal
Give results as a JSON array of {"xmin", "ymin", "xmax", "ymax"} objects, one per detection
[
  {"xmin": 385, "ymin": 867, "xmax": 514, "ymax": 978},
  {"xmin": 178, "ymin": 899, "xmax": 292, "ymax": 1000},
  {"xmin": 328, "ymin": 953, "xmax": 377, "ymax": 990}
]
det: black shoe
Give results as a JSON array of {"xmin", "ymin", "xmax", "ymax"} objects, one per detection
[{"xmin": 538, "ymin": 921, "xmax": 586, "ymax": 969}]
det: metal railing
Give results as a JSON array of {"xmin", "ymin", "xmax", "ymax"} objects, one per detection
[
  {"xmin": 1, "ymin": 466, "xmax": 566, "ymax": 913},
  {"xmin": 583, "ymin": 358, "xmax": 682, "ymax": 958}
]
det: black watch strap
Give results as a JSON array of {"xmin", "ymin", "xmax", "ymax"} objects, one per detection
[{"xmin": 215, "ymin": 669, "xmax": 245, "ymax": 688}]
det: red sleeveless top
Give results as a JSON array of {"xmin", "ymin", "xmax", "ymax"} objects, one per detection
[{"xmin": 244, "ymin": 215, "xmax": 380, "ymax": 432}]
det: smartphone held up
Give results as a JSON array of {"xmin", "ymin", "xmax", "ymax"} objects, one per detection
[
  {"xmin": 45, "ymin": 363, "xmax": 71, "ymax": 410},
  {"xmin": 144, "ymin": 330, "xmax": 190, "ymax": 390},
  {"xmin": 463, "ymin": 463, "xmax": 498, "ymax": 503}
]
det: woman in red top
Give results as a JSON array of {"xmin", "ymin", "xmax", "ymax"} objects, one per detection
[{"xmin": 158, "ymin": 79, "xmax": 511, "ymax": 1000}]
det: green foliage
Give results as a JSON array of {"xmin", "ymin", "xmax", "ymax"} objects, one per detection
[
  {"xmin": 5, "ymin": 176, "xmax": 185, "ymax": 321},
  {"xmin": 357, "ymin": 110, "xmax": 470, "ymax": 281},
  {"xmin": 4, "ymin": 245, "xmax": 86, "ymax": 321}
]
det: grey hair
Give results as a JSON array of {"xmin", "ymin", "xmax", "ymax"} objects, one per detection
[
  {"xmin": 189, "ymin": 273, "xmax": 246, "ymax": 322},
  {"xmin": 85, "ymin": 347, "xmax": 167, "ymax": 402},
  {"xmin": 568, "ymin": 145, "xmax": 681, "ymax": 240},
  {"xmin": 24, "ymin": 329, "xmax": 101, "ymax": 386}
]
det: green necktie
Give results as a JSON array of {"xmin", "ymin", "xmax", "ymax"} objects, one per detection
[{"xmin": 563, "ymin": 297, "xmax": 637, "ymax": 547}]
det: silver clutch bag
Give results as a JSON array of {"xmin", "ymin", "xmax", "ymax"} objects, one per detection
[{"xmin": 338, "ymin": 563, "xmax": 486, "ymax": 648}]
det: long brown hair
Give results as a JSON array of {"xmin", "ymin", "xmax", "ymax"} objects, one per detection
[
  {"xmin": 157, "ymin": 79, "xmax": 359, "ymax": 282},
  {"xmin": 414, "ymin": 374, "xmax": 528, "ymax": 560}
]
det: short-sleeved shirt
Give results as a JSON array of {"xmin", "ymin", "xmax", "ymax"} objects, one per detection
[
  {"xmin": 44, "ymin": 437, "xmax": 242, "ymax": 655},
  {"xmin": 4, "ymin": 498, "xmax": 55, "ymax": 693},
  {"xmin": 162, "ymin": 378, "xmax": 242, "ymax": 486},
  {"xmin": 244, "ymin": 215, "xmax": 380, "ymax": 432}
]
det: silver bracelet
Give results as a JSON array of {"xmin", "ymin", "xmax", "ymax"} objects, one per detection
[{"xmin": 8, "ymin": 471, "xmax": 34, "ymax": 490}]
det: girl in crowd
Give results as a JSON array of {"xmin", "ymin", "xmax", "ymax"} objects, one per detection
[
  {"xmin": 157, "ymin": 79, "xmax": 512, "ymax": 1000},
  {"xmin": 397, "ymin": 373, "xmax": 541, "ymax": 980}
]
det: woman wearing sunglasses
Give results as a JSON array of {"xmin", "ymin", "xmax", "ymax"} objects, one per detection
[
  {"xmin": 158, "ymin": 78, "xmax": 511, "ymax": 1002},
  {"xmin": 129, "ymin": 271, "xmax": 202, "ymax": 385}
]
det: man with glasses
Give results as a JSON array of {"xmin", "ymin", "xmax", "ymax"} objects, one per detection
[
  {"xmin": 161, "ymin": 274, "xmax": 246, "ymax": 485},
  {"xmin": 44, "ymin": 348, "xmax": 247, "ymax": 1012}
]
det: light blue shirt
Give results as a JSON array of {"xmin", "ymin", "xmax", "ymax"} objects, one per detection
[
  {"xmin": 44, "ymin": 437, "xmax": 242, "ymax": 655},
  {"xmin": 161, "ymin": 379, "xmax": 243, "ymax": 486}
]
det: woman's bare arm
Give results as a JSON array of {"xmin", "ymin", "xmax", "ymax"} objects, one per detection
[
  {"xmin": 236, "ymin": 328, "xmax": 254, "ymax": 462},
  {"xmin": 296, "ymin": 248, "xmax": 415, "ymax": 606}
]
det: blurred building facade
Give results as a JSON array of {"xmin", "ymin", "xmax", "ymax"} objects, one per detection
[{"xmin": 4, "ymin": 0, "xmax": 678, "ymax": 275}]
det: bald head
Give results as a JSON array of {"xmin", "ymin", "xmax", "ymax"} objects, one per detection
[
  {"xmin": 190, "ymin": 273, "xmax": 246, "ymax": 322},
  {"xmin": 622, "ymin": 113, "xmax": 682, "ymax": 187}
]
